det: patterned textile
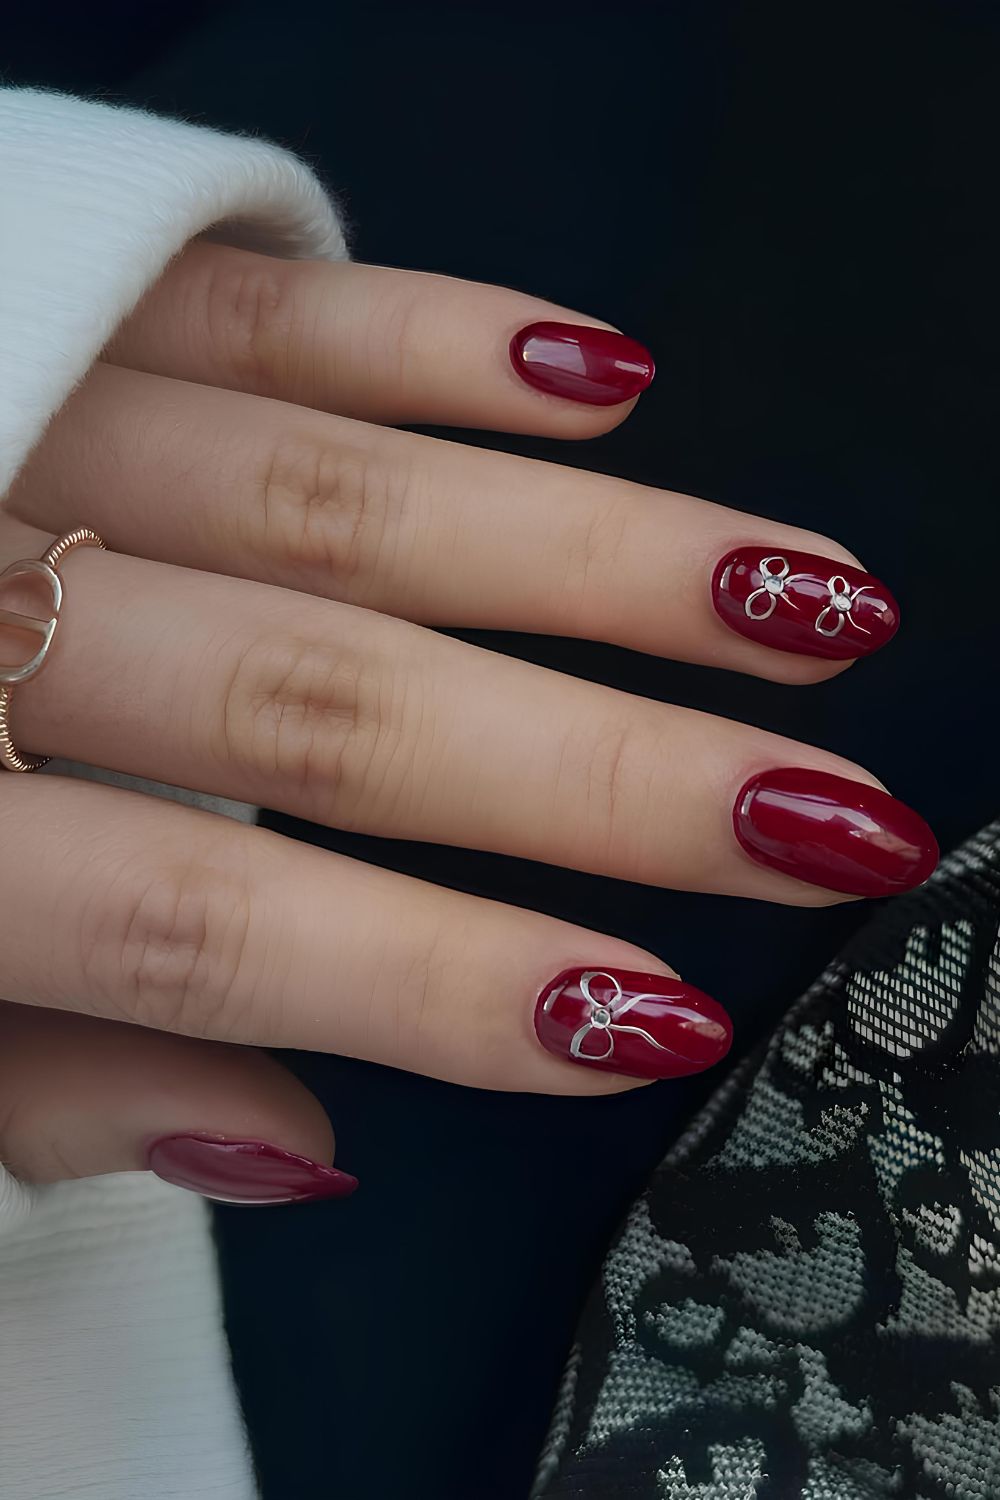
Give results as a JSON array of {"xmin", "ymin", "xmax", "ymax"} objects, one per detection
[{"xmin": 534, "ymin": 820, "xmax": 1000, "ymax": 1499}]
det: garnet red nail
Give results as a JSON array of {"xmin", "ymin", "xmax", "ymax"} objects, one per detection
[
  {"xmin": 535, "ymin": 968, "xmax": 732, "ymax": 1081},
  {"xmin": 712, "ymin": 547, "xmax": 899, "ymax": 659},
  {"xmin": 733, "ymin": 768, "xmax": 939, "ymax": 897},
  {"xmin": 509, "ymin": 322, "xmax": 655, "ymax": 406},
  {"xmin": 148, "ymin": 1134, "xmax": 358, "ymax": 1206}
]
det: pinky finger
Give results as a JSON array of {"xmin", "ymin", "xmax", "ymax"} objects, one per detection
[{"xmin": 0, "ymin": 1003, "xmax": 356, "ymax": 1205}]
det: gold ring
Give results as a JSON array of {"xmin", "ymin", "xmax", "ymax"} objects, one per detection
[{"xmin": 0, "ymin": 527, "xmax": 107, "ymax": 773}]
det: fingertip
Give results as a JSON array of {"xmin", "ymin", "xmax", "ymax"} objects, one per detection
[
  {"xmin": 552, "ymin": 392, "xmax": 646, "ymax": 441},
  {"xmin": 507, "ymin": 319, "xmax": 655, "ymax": 432},
  {"xmin": 532, "ymin": 963, "xmax": 731, "ymax": 1086},
  {"xmin": 750, "ymin": 653, "xmax": 858, "ymax": 687},
  {"xmin": 147, "ymin": 1133, "xmax": 357, "ymax": 1206},
  {"xmin": 732, "ymin": 764, "xmax": 933, "ymax": 900},
  {"xmin": 710, "ymin": 545, "xmax": 899, "ymax": 665},
  {"xmin": 180, "ymin": 1043, "xmax": 337, "ymax": 1168},
  {"xmin": 0, "ymin": 1009, "xmax": 341, "ymax": 1193}
]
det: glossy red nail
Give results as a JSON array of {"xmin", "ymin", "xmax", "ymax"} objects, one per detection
[
  {"xmin": 712, "ymin": 547, "xmax": 899, "ymax": 659},
  {"xmin": 734, "ymin": 768, "xmax": 939, "ymax": 897},
  {"xmin": 509, "ymin": 321, "xmax": 655, "ymax": 406},
  {"xmin": 148, "ymin": 1134, "xmax": 358, "ymax": 1206},
  {"xmin": 535, "ymin": 968, "xmax": 732, "ymax": 1081}
]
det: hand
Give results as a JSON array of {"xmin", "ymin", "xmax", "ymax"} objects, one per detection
[{"xmin": 0, "ymin": 246, "xmax": 935, "ymax": 1204}]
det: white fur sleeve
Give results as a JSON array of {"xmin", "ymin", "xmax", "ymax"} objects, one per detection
[
  {"xmin": 0, "ymin": 87, "xmax": 346, "ymax": 491},
  {"xmin": 0, "ymin": 87, "xmax": 349, "ymax": 1498}
]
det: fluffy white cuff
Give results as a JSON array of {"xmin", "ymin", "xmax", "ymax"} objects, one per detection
[
  {"xmin": 0, "ymin": 86, "xmax": 348, "ymax": 494},
  {"xmin": 0, "ymin": 88, "xmax": 347, "ymax": 1220},
  {"xmin": 0, "ymin": 91, "xmax": 348, "ymax": 1496}
]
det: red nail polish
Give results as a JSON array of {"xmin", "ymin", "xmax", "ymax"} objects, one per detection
[
  {"xmin": 734, "ymin": 767, "xmax": 939, "ymax": 897},
  {"xmin": 509, "ymin": 322, "xmax": 655, "ymax": 406},
  {"xmin": 147, "ymin": 1134, "xmax": 358, "ymax": 1206},
  {"xmin": 712, "ymin": 547, "xmax": 899, "ymax": 659},
  {"xmin": 535, "ymin": 968, "xmax": 732, "ymax": 1081}
]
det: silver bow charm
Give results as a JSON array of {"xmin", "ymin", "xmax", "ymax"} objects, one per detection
[
  {"xmin": 744, "ymin": 555, "xmax": 801, "ymax": 621},
  {"xmin": 569, "ymin": 971, "xmax": 672, "ymax": 1063},
  {"xmin": 815, "ymin": 574, "xmax": 871, "ymax": 638}
]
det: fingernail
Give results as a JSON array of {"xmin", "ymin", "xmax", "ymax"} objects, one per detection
[
  {"xmin": 534, "ymin": 967, "xmax": 732, "ymax": 1080},
  {"xmin": 509, "ymin": 322, "xmax": 655, "ymax": 406},
  {"xmin": 733, "ymin": 767, "xmax": 939, "ymax": 897},
  {"xmin": 712, "ymin": 548, "xmax": 899, "ymax": 659},
  {"xmin": 147, "ymin": 1134, "xmax": 358, "ymax": 1206}
]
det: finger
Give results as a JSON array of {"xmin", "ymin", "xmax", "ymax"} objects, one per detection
[
  {"xmin": 0, "ymin": 1002, "xmax": 354, "ymax": 1203},
  {"xmin": 105, "ymin": 242, "xmax": 653, "ymax": 438},
  {"xmin": 2, "ymin": 521, "xmax": 935, "ymax": 904},
  {"xmin": 12, "ymin": 364, "xmax": 895, "ymax": 685},
  {"xmin": 0, "ymin": 774, "xmax": 729, "ymax": 1093}
]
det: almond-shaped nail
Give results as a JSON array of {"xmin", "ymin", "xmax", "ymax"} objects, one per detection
[
  {"xmin": 712, "ymin": 547, "xmax": 899, "ymax": 659},
  {"xmin": 148, "ymin": 1134, "xmax": 358, "ymax": 1205},
  {"xmin": 509, "ymin": 322, "xmax": 655, "ymax": 405},
  {"xmin": 535, "ymin": 968, "xmax": 732, "ymax": 1080},
  {"xmin": 733, "ymin": 767, "xmax": 939, "ymax": 897}
]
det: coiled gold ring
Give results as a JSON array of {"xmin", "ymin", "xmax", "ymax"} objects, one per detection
[{"xmin": 0, "ymin": 528, "xmax": 107, "ymax": 772}]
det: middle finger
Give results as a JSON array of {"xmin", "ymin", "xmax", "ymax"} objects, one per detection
[
  {"xmin": 3, "ymin": 518, "xmax": 936, "ymax": 906},
  {"xmin": 11, "ymin": 363, "xmax": 899, "ymax": 686}
]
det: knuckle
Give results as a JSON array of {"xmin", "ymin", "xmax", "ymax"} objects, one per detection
[
  {"xmin": 387, "ymin": 935, "xmax": 439, "ymax": 1069},
  {"xmin": 362, "ymin": 282, "xmax": 417, "ymax": 398},
  {"xmin": 255, "ymin": 432, "xmax": 399, "ymax": 594},
  {"xmin": 561, "ymin": 497, "xmax": 633, "ymax": 629},
  {"xmin": 205, "ymin": 247, "xmax": 299, "ymax": 397},
  {"xmin": 580, "ymin": 717, "xmax": 648, "ymax": 863},
  {"xmin": 219, "ymin": 625, "xmax": 405, "ymax": 820},
  {"xmin": 377, "ymin": 923, "xmax": 481, "ymax": 1083},
  {"xmin": 0, "ymin": 1089, "xmax": 38, "ymax": 1179},
  {"xmin": 83, "ymin": 861, "xmax": 253, "ymax": 1038},
  {"xmin": 0, "ymin": 1090, "xmax": 86, "ymax": 1183},
  {"xmin": 578, "ymin": 498, "xmax": 632, "ymax": 583}
]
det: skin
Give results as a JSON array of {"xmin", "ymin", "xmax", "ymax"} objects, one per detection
[{"xmin": 0, "ymin": 244, "xmax": 881, "ymax": 1189}]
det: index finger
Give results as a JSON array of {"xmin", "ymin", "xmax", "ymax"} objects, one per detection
[{"xmin": 105, "ymin": 243, "xmax": 654, "ymax": 438}]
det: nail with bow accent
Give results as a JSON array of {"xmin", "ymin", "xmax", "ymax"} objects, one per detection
[
  {"xmin": 534, "ymin": 968, "xmax": 732, "ymax": 1080},
  {"xmin": 712, "ymin": 547, "xmax": 899, "ymax": 659}
]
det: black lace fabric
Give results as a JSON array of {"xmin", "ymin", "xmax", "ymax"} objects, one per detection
[{"xmin": 533, "ymin": 821, "xmax": 1000, "ymax": 1499}]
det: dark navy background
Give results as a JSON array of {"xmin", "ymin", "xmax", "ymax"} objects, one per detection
[{"xmin": 6, "ymin": 4, "xmax": 997, "ymax": 1495}]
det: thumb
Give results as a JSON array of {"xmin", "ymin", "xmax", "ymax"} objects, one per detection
[{"xmin": 0, "ymin": 1002, "xmax": 357, "ymax": 1205}]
